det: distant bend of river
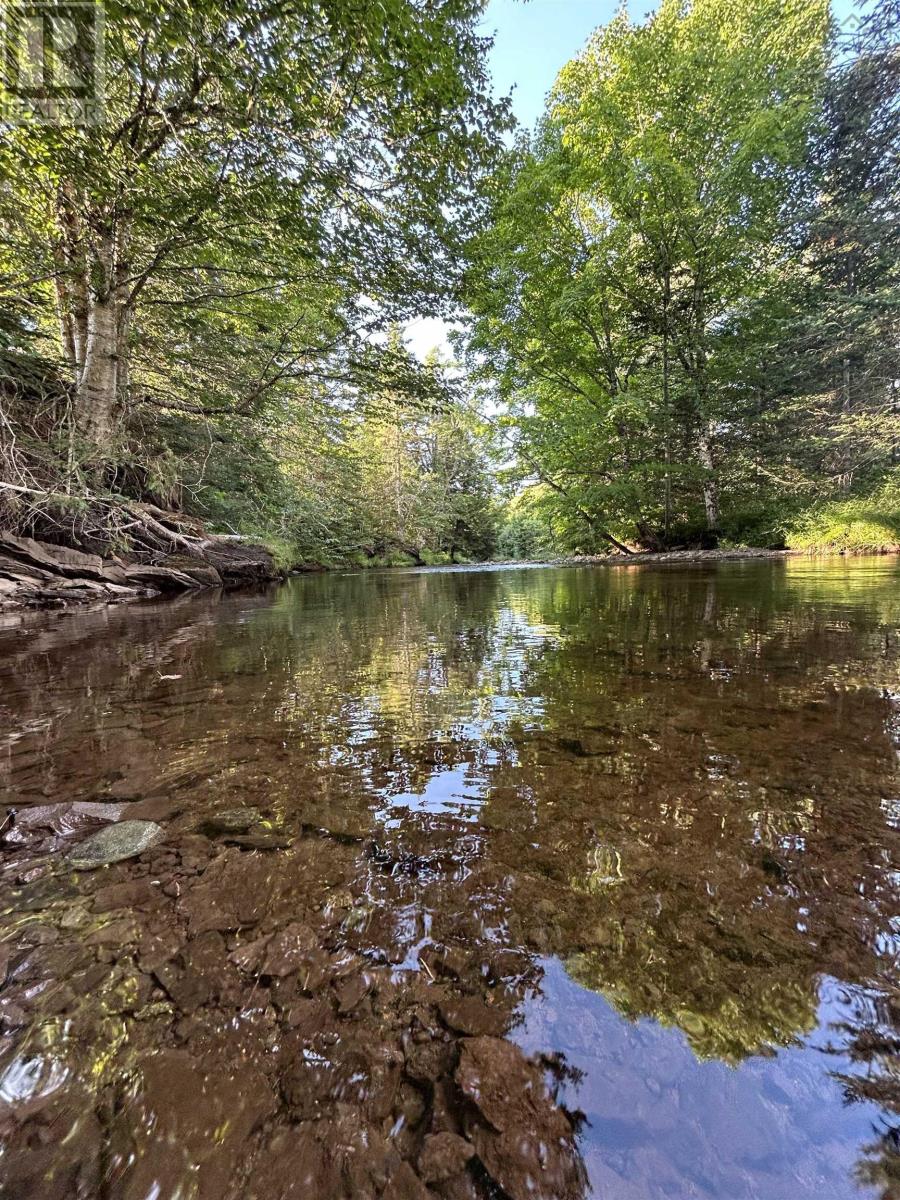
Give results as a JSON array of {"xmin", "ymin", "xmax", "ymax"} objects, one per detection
[{"xmin": 0, "ymin": 558, "xmax": 898, "ymax": 1200}]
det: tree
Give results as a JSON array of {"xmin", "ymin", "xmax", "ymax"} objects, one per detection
[
  {"xmin": 350, "ymin": 343, "xmax": 498, "ymax": 562},
  {"xmin": 0, "ymin": 0, "xmax": 507, "ymax": 462},
  {"xmin": 466, "ymin": 0, "xmax": 830, "ymax": 548}
]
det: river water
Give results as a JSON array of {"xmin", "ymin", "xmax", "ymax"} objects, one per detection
[{"xmin": 0, "ymin": 559, "xmax": 898, "ymax": 1200}]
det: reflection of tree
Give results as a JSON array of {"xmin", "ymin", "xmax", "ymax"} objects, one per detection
[
  {"xmin": 476, "ymin": 561, "xmax": 900, "ymax": 1064},
  {"xmin": 821, "ymin": 981, "xmax": 900, "ymax": 1200},
  {"xmin": 1, "ymin": 558, "xmax": 899, "ymax": 1194}
]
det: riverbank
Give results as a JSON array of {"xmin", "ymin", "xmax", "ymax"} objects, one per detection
[
  {"xmin": 556, "ymin": 544, "xmax": 900, "ymax": 567},
  {"xmin": 2, "ymin": 533, "xmax": 897, "ymax": 613},
  {"xmin": 0, "ymin": 530, "xmax": 279, "ymax": 612}
]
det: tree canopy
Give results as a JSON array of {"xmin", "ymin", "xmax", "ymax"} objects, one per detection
[
  {"xmin": 0, "ymin": 0, "xmax": 897, "ymax": 565},
  {"xmin": 463, "ymin": 0, "xmax": 898, "ymax": 553}
]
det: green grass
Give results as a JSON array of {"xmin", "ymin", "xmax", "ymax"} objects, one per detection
[{"xmin": 786, "ymin": 495, "xmax": 900, "ymax": 553}]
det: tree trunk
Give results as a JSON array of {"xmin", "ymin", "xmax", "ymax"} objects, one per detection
[
  {"xmin": 696, "ymin": 424, "xmax": 720, "ymax": 536},
  {"xmin": 662, "ymin": 269, "xmax": 672, "ymax": 545},
  {"xmin": 54, "ymin": 189, "xmax": 130, "ymax": 457},
  {"xmin": 839, "ymin": 357, "xmax": 852, "ymax": 494},
  {"xmin": 76, "ymin": 297, "xmax": 120, "ymax": 448}
]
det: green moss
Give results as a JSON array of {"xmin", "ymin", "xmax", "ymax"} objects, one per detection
[{"xmin": 237, "ymin": 532, "xmax": 304, "ymax": 573}]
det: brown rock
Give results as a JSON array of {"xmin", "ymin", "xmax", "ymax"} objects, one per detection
[
  {"xmin": 263, "ymin": 923, "xmax": 319, "ymax": 976},
  {"xmin": 110, "ymin": 1050, "xmax": 276, "ymax": 1199},
  {"xmin": 92, "ymin": 878, "xmax": 161, "ymax": 912},
  {"xmin": 123, "ymin": 564, "xmax": 209, "ymax": 592},
  {"xmin": 383, "ymin": 1160, "xmax": 434, "ymax": 1200},
  {"xmin": 405, "ymin": 1038, "xmax": 456, "ymax": 1085},
  {"xmin": 334, "ymin": 970, "xmax": 372, "ymax": 1013},
  {"xmin": 419, "ymin": 1133, "xmax": 474, "ymax": 1184},
  {"xmin": 470, "ymin": 1123, "xmax": 585, "ymax": 1200},
  {"xmin": 455, "ymin": 1038, "xmax": 584, "ymax": 1200},
  {"xmin": 281, "ymin": 995, "xmax": 333, "ymax": 1034},
  {"xmin": 244, "ymin": 1129, "xmax": 342, "ymax": 1199},
  {"xmin": 0, "ymin": 533, "xmax": 106, "ymax": 580},
  {"xmin": 201, "ymin": 539, "xmax": 277, "ymax": 584},
  {"xmin": 153, "ymin": 962, "xmax": 211, "ymax": 1013},
  {"xmin": 437, "ymin": 995, "xmax": 507, "ymax": 1037},
  {"xmin": 156, "ymin": 553, "xmax": 222, "ymax": 587}
]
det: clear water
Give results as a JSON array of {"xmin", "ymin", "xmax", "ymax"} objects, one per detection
[{"xmin": 0, "ymin": 558, "xmax": 897, "ymax": 1199}]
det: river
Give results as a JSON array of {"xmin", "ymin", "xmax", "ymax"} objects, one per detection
[{"xmin": 0, "ymin": 558, "xmax": 898, "ymax": 1200}]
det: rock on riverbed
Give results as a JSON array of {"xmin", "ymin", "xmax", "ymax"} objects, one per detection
[{"xmin": 68, "ymin": 820, "xmax": 164, "ymax": 869}]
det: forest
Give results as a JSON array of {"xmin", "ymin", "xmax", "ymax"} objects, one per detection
[{"xmin": 0, "ymin": 0, "xmax": 897, "ymax": 571}]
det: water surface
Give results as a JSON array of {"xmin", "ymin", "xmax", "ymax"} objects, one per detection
[{"xmin": 0, "ymin": 559, "xmax": 898, "ymax": 1199}]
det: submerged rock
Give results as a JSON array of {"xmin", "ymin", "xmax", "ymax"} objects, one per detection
[
  {"xmin": 438, "ymin": 995, "xmax": 507, "ymax": 1038},
  {"xmin": 68, "ymin": 820, "xmax": 164, "ymax": 870},
  {"xmin": 455, "ymin": 1037, "xmax": 584, "ymax": 1200},
  {"xmin": 418, "ymin": 1132, "xmax": 474, "ymax": 1183},
  {"xmin": 198, "ymin": 806, "xmax": 260, "ymax": 835},
  {"xmin": 228, "ymin": 832, "xmax": 293, "ymax": 850}
]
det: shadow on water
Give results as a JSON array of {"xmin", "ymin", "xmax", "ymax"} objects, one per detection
[{"xmin": 0, "ymin": 558, "xmax": 898, "ymax": 1198}]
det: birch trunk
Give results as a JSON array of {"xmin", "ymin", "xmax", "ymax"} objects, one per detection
[
  {"xmin": 54, "ymin": 191, "xmax": 130, "ymax": 455},
  {"xmin": 76, "ymin": 296, "xmax": 120, "ymax": 448},
  {"xmin": 696, "ymin": 424, "xmax": 720, "ymax": 534}
]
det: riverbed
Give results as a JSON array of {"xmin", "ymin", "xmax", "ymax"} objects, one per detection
[{"xmin": 0, "ymin": 558, "xmax": 898, "ymax": 1199}]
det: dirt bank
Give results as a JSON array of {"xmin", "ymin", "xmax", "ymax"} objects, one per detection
[{"xmin": 554, "ymin": 547, "xmax": 796, "ymax": 566}]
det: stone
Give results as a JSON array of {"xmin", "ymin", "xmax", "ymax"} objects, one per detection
[
  {"xmin": 437, "ymin": 996, "xmax": 507, "ymax": 1038},
  {"xmin": 199, "ymin": 806, "xmax": 260, "ymax": 835},
  {"xmin": 404, "ymin": 1038, "xmax": 455, "ymax": 1084},
  {"xmin": 262, "ymin": 923, "xmax": 319, "ymax": 976},
  {"xmin": 201, "ymin": 539, "xmax": 276, "ymax": 584},
  {"xmin": 68, "ymin": 820, "xmax": 164, "ymax": 870},
  {"xmin": 123, "ymin": 564, "xmax": 209, "ymax": 591},
  {"xmin": 334, "ymin": 970, "xmax": 372, "ymax": 1013},
  {"xmin": 92, "ymin": 879, "xmax": 161, "ymax": 912},
  {"xmin": 383, "ymin": 1161, "xmax": 433, "ymax": 1200},
  {"xmin": 455, "ymin": 1038, "xmax": 582, "ymax": 1200},
  {"xmin": 5, "ymin": 801, "xmax": 126, "ymax": 843},
  {"xmin": 153, "ymin": 962, "xmax": 212, "ymax": 1012},
  {"xmin": 156, "ymin": 553, "xmax": 222, "ymax": 587},
  {"xmin": 228, "ymin": 832, "xmax": 292, "ymax": 850},
  {"xmin": 0, "ymin": 533, "xmax": 106, "ymax": 580},
  {"xmin": 111, "ymin": 1050, "xmax": 277, "ymax": 1199},
  {"xmin": 418, "ymin": 1133, "xmax": 474, "ymax": 1184},
  {"xmin": 244, "ymin": 1130, "xmax": 342, "ymax": 1199}
]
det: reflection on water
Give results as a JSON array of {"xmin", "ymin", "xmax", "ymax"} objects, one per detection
[{"xmin": 0, "ymin": 558, "xmax": 898, "ymax": 1199}]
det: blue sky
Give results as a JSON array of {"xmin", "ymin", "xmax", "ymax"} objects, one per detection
[{"xmin": 480, "ymin": 0, "xmax": 622, "ymax": 131}]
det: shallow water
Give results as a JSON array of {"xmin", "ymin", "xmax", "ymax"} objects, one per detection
[{"xmin": 0, "ymin": 558, "xmax": 898, "ymax": 1200}]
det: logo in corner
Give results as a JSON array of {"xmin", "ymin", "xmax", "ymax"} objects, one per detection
[{"xmin": 1, "ymin": 1, "xmax": 104, "ymax": 125}]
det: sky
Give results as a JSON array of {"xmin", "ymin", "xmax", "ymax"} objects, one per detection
[
  {"xmin": 404, "ymin": 0, "xmax": 863, "ymax": 359},
  {"xmin": 481, "ymin": 0, "xmax": 627, "ymax": 131}
]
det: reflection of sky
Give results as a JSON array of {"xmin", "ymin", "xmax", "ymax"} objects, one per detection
[
  {"xmin": 376, "ymin": 763, "xmax": 482, "ymax": 825},
  {"xmin": 515, "ymin": 959, "xmax": 886, "ymax": 1200},
  {"xmin": 334, "ymin": 603, "xmax": 559, "ymax": 813}
]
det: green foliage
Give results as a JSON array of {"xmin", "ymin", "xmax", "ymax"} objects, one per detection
[
  {"xmin": 786, "ymin": 478, "xmax": 900, "ymax": 552},
  {"xmin": 1, "ymin": 0, "xmax": 897, "ymax": 564},
  {"xmin": 0, "ymin": 1, "xmax": 507, "ymax": 560},
  {"xmin": 495, "ymin": 491, "xmax": 559, "ymax": 560},
  {"xmin": 463, "ymin": 0, "xmax": 898, "ymax": 554}
]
